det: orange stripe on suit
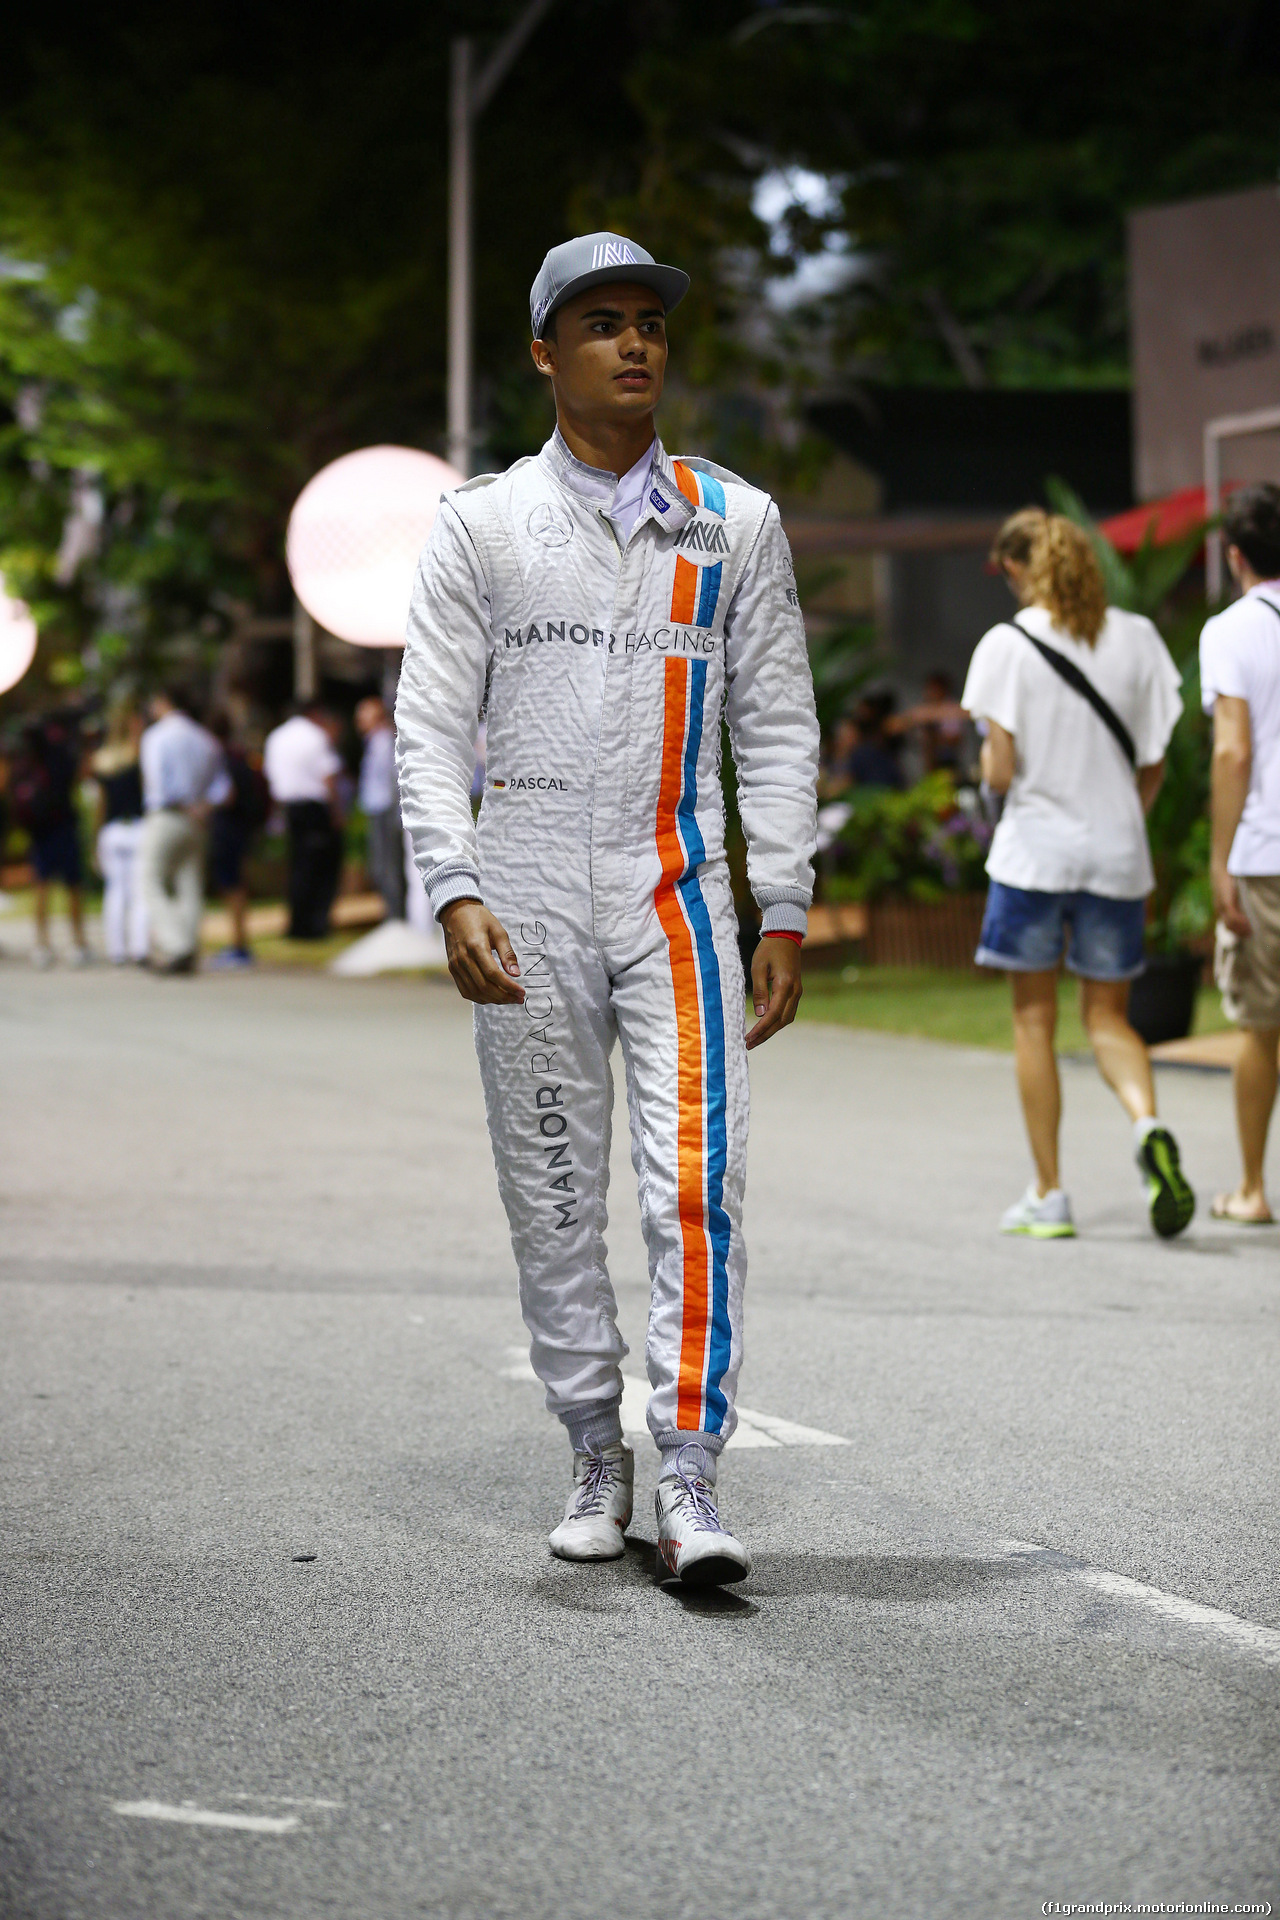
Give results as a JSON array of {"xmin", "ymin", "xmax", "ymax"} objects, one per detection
[
  {"xmin": 672, "ymin": 460, "xmax": 701, "ymax": 506},
  {"xmin": 654, "ymin": 659, "xmax": 712, "ymax": 1430},
  {"xmin": 670, "ymin": 554, "xmax": 698, "ymax": 624}
]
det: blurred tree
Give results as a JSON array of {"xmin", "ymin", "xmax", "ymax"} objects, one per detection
[
  {"xmin": 0, "ymin": 0, "xmax": 1276, "ymax": 697},
  {"xmin": 619, "ymin": 0, "xmax": 1280, "ymax": 389}
]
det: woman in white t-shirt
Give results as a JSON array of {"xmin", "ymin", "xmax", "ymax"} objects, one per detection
[{"xmin": 962, "ymin": 509, "xmax": 1194, "ymax": 1241}]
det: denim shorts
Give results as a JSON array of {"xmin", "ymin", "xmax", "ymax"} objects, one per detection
[{"xmin": 976, "ymin": 881, "xmax": 1146, "ymax": 981}]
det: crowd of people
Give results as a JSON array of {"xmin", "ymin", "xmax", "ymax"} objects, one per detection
[
  {"xmin": 5, "ymin": 490, "xmax": 1280, "ymax": 1250},
  {"xmin": 819, "ymin": 676, "xmax": 970, "ymax": 797},
  {"xmin": 0, "ymin": 689, "xmax": 408, "ymax": 973}
]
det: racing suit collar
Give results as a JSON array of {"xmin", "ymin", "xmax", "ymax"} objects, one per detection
[{"xmin": 541, "ymin": 430, "xmax": 695, "ymax": 533}]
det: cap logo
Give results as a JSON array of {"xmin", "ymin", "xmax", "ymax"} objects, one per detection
[{"xmin": 591, "ymin": 240, "xmax": 639, "ymax": 270}]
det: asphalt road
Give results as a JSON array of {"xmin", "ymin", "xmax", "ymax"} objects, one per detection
[{"xmin": 1, "ymin": 956, "xmax": 1278, "ymax": 1920}]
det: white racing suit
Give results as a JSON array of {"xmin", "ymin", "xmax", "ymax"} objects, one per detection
[{"xmin": 396, "ymin": 432, "xmax": 819, "ymax": 1456}]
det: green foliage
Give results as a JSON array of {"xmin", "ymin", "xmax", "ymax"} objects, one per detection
[
  {"xmin": 0, "ymin": 1, "xmax": 1275, "ymax": 708},
  {"xmin": 825, "ymin": 772, "xmax": 992, "ymax": 903},
  {"xmin": 809, "ymin": 2, "xmax": 1280, "ymax": 387},
  {"xmin": 806, "ymin": 620, "xmax": 879, "ymax": 736},
  {"xmin": 1145, "ymin": 650, "xmax": 1214, "ymax": 953},
  {"xmin": 1046, "ymin": 477, "xmax": 1210, "ymax": 619},
  {"xmin": 797, "ymin": 964, "xmax": 1231, "ymax": 1049}
]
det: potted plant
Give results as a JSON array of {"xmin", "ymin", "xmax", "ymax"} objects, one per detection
[{"xmin": 820, "ymin": 771, "xmax": 993, "ymax": 966}]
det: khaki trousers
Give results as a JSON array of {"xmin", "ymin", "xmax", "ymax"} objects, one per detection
[{"xmin": 140, "ymin": 809, "xmax": 204, "ymax": 961}]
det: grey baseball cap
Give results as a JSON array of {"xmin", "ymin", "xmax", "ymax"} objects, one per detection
[{"xmin": 530, "ymin": 232, "xmax": 690, "ymax": 340}]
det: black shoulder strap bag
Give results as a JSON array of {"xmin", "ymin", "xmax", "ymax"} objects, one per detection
[{"xmin": 1008, "ymin": 613, "xmax": 1137, "ymax": 770}]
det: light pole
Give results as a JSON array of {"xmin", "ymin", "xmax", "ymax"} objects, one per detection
[{"xmin": 447, "ymin": 0, "xmax": 556, "ymax": 478}]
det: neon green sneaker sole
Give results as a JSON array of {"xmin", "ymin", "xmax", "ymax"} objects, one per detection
[
  {"xmin": 1139, "ymin": 1127, "xmax": 1195, "ymax": 1239},
  {"xmin": 999, "ymin": 1220, "xmax": 1077, "ymax": 1239}
]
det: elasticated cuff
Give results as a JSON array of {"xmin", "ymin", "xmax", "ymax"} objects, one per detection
[
  {"xmin": 425, "ymin": 864, "xmax": 483, "ymax": 921},
  {"xmin": 760, "ymin": 900, "xmax": 808, "ymax": 938},
  {"xmin": 652, "ymin": 1427, "xmax": 726, "ymax": 1459},
  {"xmin": 561, "ymin": 1397, "xmax": 624, "ymax": 1455}
]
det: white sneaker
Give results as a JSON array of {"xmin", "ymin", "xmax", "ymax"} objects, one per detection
[
  {"xmin": 548, "ymin": 1444, "xmax": 633, "ymax": 1562},
  {"xmin": 69, "ymin": 945, "xmax": 93, "ymax": 968},
  {"xmin": 999, "ymin": 1184, "xmax": 1076, "ymax": 1238},
  {"xmin": 655, "ymin": 1444, "xmax": 751, "ymax": 1588},
  {"xmin": 31, "ymin": 944, "xmax": 54, "ymax": 971}
]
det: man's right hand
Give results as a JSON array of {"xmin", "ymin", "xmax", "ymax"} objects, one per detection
[
  {"xmin": 1213, "ymin": 864, "xmax": 1252, "ymax": 940},
  {"xmin": 439, "ymin": 900, "xmax": 525, "ymax": 1003}
]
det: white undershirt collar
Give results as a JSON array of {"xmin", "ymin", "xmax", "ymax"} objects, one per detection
[{"xmin": 550, "ymin": 428, "xmax": 654, "ymax": 539}]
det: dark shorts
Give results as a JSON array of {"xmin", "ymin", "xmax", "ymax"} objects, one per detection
[
  {"xmin": 976, "ymin": 880, "xmax": 1146, "ymax": 981},
  {"xmin": 208, "ymin": 817, "xmax": 248, "ymax": 893},
  {"xmin": 31, "ymin": 819, "xmax": 82, "ymax": 886}
]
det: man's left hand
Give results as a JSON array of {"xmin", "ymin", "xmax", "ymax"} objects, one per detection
[{"xmin": 746, "ymin": 935, "xmax": 803, "ymax": 1051}]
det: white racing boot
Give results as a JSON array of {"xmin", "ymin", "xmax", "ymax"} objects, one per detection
[
  {"xmin": 655, "ymin": 1444, "xmax": 751, "ymax": 1588},
  {"xmin": 548, "ymin": 1443, "xmax": 634, "ymax": 1562}
]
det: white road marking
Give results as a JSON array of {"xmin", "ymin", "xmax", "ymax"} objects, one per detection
[
  {"xmin": 501, "ymin": 1351, "xmax": 848, "ymax": 1449},
  {"xmin": 226, "ymin": 1794, "xmax": 342, "ymax": 1809},
  {"xmin": 732, "ymin": 1405, "xmax": 849, "ymax": 1448},
  {"xmin": 999, "ymin": 1539, "xmax": 1280, "ymax": 1667},
  {"xmin": 502, "ymin": 1351, "xmax": 1278, "ymax": 1664},
  {"xmin": 112, "ymin": 1801, "xmax": 299, "ymax": 1833}
]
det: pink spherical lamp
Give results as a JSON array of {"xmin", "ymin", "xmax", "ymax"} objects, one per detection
[
  {"xmin": 0, "ymin": 584, "xmax": 38, "ymax": 696},
  {"xmin": 285, "ymin": 445, "xmax": 466, "ymax": 648}
]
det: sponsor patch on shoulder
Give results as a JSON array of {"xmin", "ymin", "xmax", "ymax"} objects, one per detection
[{"xmin": 649, "ymin": 489, "xmax": 670, "ymax": 513}]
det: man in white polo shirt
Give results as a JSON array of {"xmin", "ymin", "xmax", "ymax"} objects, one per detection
[
  {"xmin": 139, "ymin": 688, "xmax": 231, "ymax": 974},
  {"xmin": 1201, "ymin": 483, "xmax": 1280, "ymax": 1223},
  {"xmin": 263, "ymin": 701, "xmax": 345, "ymax": 939}
]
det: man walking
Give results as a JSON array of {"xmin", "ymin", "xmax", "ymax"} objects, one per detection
[
  {"xmin": 1202, "ymin": 483, "xmax": 1280, "ymax": 1222},
  {"xmin": 263, "ymin": 702, "xmax": 345, "ymax": 939},
  {"xmin": 138, "ymin": 690, "xmax": 230, "ymax": 974},
  {"xmin": 356, "ymin": 696, "xmax": 406, "ymax": 920},
  {"xmin": 397, "ymin": 233, "xmax": 819, "ymax": 1586}
]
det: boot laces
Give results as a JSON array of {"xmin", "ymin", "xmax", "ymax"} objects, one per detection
[
  {"xmin": 572, "ymin": 1449, "xmax": 620, "ymax": 1518},
  {"xmin": 671, "ymin": 1443, "xmax": 724, "ymax": 1534}
]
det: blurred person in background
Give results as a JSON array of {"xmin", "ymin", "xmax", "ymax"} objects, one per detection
[
  {"xmin": 850, "ymin": 692, "xmax": 907, "ymax": 789},
  {"xmin": 9, "ymin": 713, "xmax": 90, "ymax": 968},
  {"xmin": 89, "ymin": 700, "xmax": 147, "ymax": 965},
  {"xmin": 963, "ymin": 509, "xmax": 1192, "ymax": 1241},
  {"xmin": 263, "ymin": 700, "xmax": 344, "ymax": 939},
  {"xmin": 139, "ymin": 688, "xmax": 230, "ymax": 975},
  {"xmin": 818, "ymin": 709, "xmax": 860, "ymax": 797},
  {"xmin": 1200, "ymin": 483, "xmax": 1280, "ymax": 1224},
  {"xmin": 355, "ymin": 695, "xmax": 405, "ymax": 920},
  {"xmin": 886, "ymin": 669, "xmax": 968, "ymax": 775},
  {"xmin": 819, "ymin": 695, "xmax": 905, "ymax": 796},
  {"xmin": 206, "ymin": 712, "xmax": 269, "ymax": 969}
]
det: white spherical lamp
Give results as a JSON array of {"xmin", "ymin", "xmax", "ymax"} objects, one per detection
[
  {"xmin": 285, "ymin": 445, "xmax": 465, "ymax": 648},
  {"xmin": 0, "ymin": 584, "xmax": 38, "ymax": 696}
]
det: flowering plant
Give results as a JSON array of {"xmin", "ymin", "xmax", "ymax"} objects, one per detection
[{"xmin": 821, "ymin": 772, "xmax": 992, "ymax": 903}]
